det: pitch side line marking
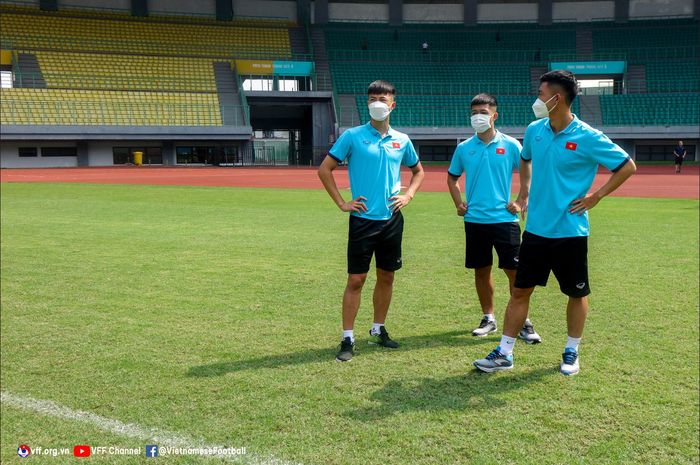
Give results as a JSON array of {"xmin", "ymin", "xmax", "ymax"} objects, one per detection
[{"xmin": 1, "ymin": 391, "xmax": 301, "ymax": 465}]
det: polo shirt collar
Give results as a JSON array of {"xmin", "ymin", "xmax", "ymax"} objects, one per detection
[
  {"xmin": 545, "ymin": 114, "xmax": 579, "ymax": 135},
  {"xmin": 365, "ymin": 122, "xmax": 396, "ymax": 139},
  {"xmin": 474, "ymin": 130, "xmax": 502, "ymax": 145}
]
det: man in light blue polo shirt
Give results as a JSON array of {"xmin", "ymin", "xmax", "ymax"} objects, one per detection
[
  {"xmin": 446, "ymin": 93, "xmax": 541, "ymax": 344},
  {"xmin": 318, "ymin": 80, "xmax": 425, "ymax": 362},
  {"xmin": 474, "ymin": 70, "xmax": 636, "ymax": 376}
]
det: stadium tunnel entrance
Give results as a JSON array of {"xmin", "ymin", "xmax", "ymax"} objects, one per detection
[{"xmin": 246, "ymin": 93, "xmax": 335, "ymax": 166}]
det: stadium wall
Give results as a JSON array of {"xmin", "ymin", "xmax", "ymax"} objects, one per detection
[
  {"xmin": 552, "ymin": 1, "xmax": 615, "ymax": 20},
  {"xmin": 316, "ymin": 0, "xmax": 693, "ymax": 23},
  {"xmin": 0, "ymin": 139, "xmax": 253, "ymax": 168},
  {"xmin": 630, "ymin": 0, "xmax": 694, "ymax": 16},
  {"xmin": 477, "ymin": 3, "xmax": 539, "ymax": 21},
  {"xmin": 50, "ymin": 0, "xmax": 299, "ymax": 20},
  {"xmin": 149, "ymin": 0, "xmax": 216, "ymax": 16},
  {"xmin": 327, "ymin": 2, "xmax": 390, "ymax": 22},
  {"xmin": 1, "ymin": 141, "xmax": 80, "ymax": 168},
  {"xmin": 233, "ymin": 0, "xmax": 297, "ymax": 20},
  {"xmin": 403, "ymin": 3, "xmax": 464, "ymax": 22}
]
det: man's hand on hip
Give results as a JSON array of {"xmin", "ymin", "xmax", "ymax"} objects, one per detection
[{"xmin": 340, "ymin": 196, "xmax": 368, "ymax": 213}]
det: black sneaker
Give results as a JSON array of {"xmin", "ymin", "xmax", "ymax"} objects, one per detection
[
  {"xmin": 335, "ymin": 337, "xmax": 355, "ymax": 362},
  {"xmin": 472, "ymin": 316, "xmax": 497, "ymax": 337},
  {"xmin": 368, "ymin": 326, "xmax": 399, "ymax": 348}
]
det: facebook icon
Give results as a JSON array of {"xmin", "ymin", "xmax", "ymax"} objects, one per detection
[{"xmin": 145, "ymin": 445, "xmax": 158, "ymax": 458}]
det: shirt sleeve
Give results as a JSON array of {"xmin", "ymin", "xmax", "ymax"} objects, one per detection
[
  {"xmin": 585, "ymin": 130, "xmax": 631, "ymax": 172},
  {"xmin": 328, "ymin": 130, "xmax": 352, "ymax": 163},
  {"xmin": 402, "ymin": 139, "xmax": 420, "ymax": 168},
  {"xmin": 447, "ymin": 145, "xmax": 464, "ymax": 177},
  {"xmin": 520, "ymin": 126, "xmax": 533, "ymax": 161},
  {"xmin": 511, "ymin": 138, "xmax": 523, "ymax": 171}
]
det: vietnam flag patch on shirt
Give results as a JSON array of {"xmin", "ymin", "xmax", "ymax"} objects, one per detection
[
  {"xmin": 565, "ymin": 141, "xmax": 577, "ymax": 151},
  {"xmin": 392, "ymin": 142, "xmax": 400, "ymax": 148},
  {"xmin": 496, "ymin": 148, "xmax": 506, "ymax": 154}
]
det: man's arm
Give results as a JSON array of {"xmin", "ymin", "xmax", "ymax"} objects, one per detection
[
  {"xmin": 508, "ymin": 158, "xmax": 531, "ymax": 219},
  {"xmin": 317, "ymin": 156, "xmax": 367, "ymax": 213},
  {"xmin": 389, "ymin": 162, "xmax": 425, "ymax": 212},
  {"xmin": 569, "ymin": 159, "xmax": 637, "ymax": 214},
  {"xmin": 446, "ymin": 172, "xmax": 467, "ymax": 216}
]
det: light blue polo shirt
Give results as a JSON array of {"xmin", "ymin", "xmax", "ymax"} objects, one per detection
[
  {"xmin": 448, "ymin": 131, "xmax": 522, "ymax": 224},
  {"xmin": 329, "ymin": 122, "xmax": 420, "ymax": 220},
  {"xmin": 521, "ymin": 115, "xmax": 631, "ymax": 238}
]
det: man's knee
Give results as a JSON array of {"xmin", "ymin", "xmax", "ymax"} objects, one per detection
[
  {"xmin": 474, "ymin": 266, "xmax": 492, "ymax": 282},
  {"xmin": 376, "ymin": 268, "xmax": 395, "ymax": 286},
  {"xmin": 346, "ymin": 273, "xmax": 368, "ymax": 291},
  {"xmin": 511, "ymin": 286, "xmax": 535, "ymax": 302}
]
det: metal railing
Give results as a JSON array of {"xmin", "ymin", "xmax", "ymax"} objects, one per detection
[
  {"xmin": 334, "ymin": 105, "xmax": 471, "ymax": 128},
  {"xmin": 234, "ymin": 72, "xmax": 251, "ymax": 125},
  {"xmin": 238, "ymin": 73, "xmax": 333, "ymax": 92},
  {"xmin": 334, "ymin": 100, "xmax": 697, "ymax": 128},
  {"xmin": 549, "ymin": 46, "xmax": 698, "ymax": 62},
  {"xmin": 0, "ymin": 0, "xmax": 294, "ymax": 26},
  {"xmin": 327, "ymin": 46, "xmax": 697, "ymax": 63},
  {"xmin": 3, "ymin": 34, "xmax": 306, "ymax": 61},
  {"xmin": 0, "ymin": 100, "xmax": 247, "ymax": 126},
  {"xmin": 334, "ymin": 79, "xmax": 698, "ymax": 96},
  {"xmin": 13, "ymin": 71, "xmax": 218, "ymax": 91},
  {"xmin": 6, "ymin": 74, "xmax": 697, "ymax": 98},
  {"xmin": 327, "ymin": 48, "xmax": 550, "ymax": 63},
  {"xmin": 343, "ymin": 80, "xmax": 531, "ymax": 95}
]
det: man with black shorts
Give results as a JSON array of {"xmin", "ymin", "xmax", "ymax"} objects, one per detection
[
  {"xmin": 318, "ymin": 80, "xmax": 425, "ymax": 362},
  {"xmin": 474, "ymin": 70, "xmax": 636, "ymax": 375},
  {"xmin": 674, "ymin": 140, "xmax": 686, "ymax": 173},
  {"xmin": 446, "ymin": 93, "xmax": 541, "ymax": 343}
]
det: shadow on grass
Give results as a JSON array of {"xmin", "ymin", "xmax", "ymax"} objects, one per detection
[
  {"xmin": 345, "ymin": 367, "xmax": 556, "ymax": 420},
  {"xmin": 186, "ymin": 330, "xmax": 493, "ymax": 377}
]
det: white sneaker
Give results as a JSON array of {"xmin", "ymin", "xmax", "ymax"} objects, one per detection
[
  {"xmin": 473, "ymin": 346, "xmax": 514, "ymax": 373},
  {"xmin": 518, "ymin": 319, "xmax": 542, "ymax": 344},
  {"xmin": 472, "ymin": 316, "xmax": 497, "ymax": 337},
  {"xmin": 560, "ymin": 348, "xmax": 580, "ymax": 376}
]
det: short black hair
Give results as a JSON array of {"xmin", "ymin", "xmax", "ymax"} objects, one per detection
[
  {"xmin": 367, "ymin": 80, "xmax": 396, "ymax": 96},
  {"xmin": 540, "ymin": 70, "xmax": 579, "ymax": 104},
  {"xmin": 470, "ymin": 93, "xmax": 497, "ymax": 108}
]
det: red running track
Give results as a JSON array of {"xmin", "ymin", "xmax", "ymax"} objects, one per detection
[{"xmin": 1, "ymin": 165, "xmax": 698, "ymax": 199}]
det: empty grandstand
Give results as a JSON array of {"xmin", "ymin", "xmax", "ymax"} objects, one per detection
[{"xmin": 0, "ymin": 0, "xmax": 697, "ymax": 167}]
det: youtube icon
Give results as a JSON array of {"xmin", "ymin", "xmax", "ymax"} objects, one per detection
[{"xmin": 74, "ymin": 445, "xmax": 91, "ymax": 457}]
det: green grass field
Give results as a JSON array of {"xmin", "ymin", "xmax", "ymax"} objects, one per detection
[{"xmin": 1, "ymin": 183, "xmax": 698, "ymax": 465}]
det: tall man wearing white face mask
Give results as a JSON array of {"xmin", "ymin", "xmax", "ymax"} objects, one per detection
[
  {"xmin": 318, "ymin": 80, "xmax": 425, "ymax": 362},
  {"xmin": 474, "ymin": 70, "xmax": 636, "ymax": 375},
  {"xmin": 446, "ymin": 94, "xmax": 541, "ymax": 343}
]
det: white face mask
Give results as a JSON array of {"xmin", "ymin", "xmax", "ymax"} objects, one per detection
[
  {"xmin": 470, "ymin": 113, "xmax": 492, "ymax": 134},
  {"xmin": 368, "ymin": 101, "xmax": 392, "ymax": 122},
  {"xmin": 532, "ymin": 95, "xmax": 558, "ymax": 119}
]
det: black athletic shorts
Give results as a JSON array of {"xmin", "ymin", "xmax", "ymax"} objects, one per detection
[
  {"xmin": 675, "ymin": 157, "xmax": 684, "ymax": 165},
  {"xmin": 464, "ymin": 221, "xmax": 521, "ymax": 270},
  {"xmin": 514, "ymin": 231, "xmax": 591, "ymax": 297},
  {"xmin": 347, "ymin": 211, "xmax": 404, "ymax": 274}
]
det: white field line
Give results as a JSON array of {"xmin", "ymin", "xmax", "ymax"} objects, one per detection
[{"xmin": 1, "ymin": 391, "xmax": 301, "ymax": 465}]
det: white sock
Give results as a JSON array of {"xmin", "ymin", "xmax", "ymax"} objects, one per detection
[
  {"xmin": 370, "ymin": 323, "xmax": 384, "ymax": 335},
  {"xmin": 498, "ymin": 335, "xmax": 516, "ymax": 355},
  {"xmin": 484, "ymin": 313, "xmax": 495, "ymax": 322},
  {"xmin": 565, "ymin": 336, "xmax": 581, "ymax": 352},
  {"xmin": 343, "ymin": 330, "xmax": 354, "ymax": 342}
]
